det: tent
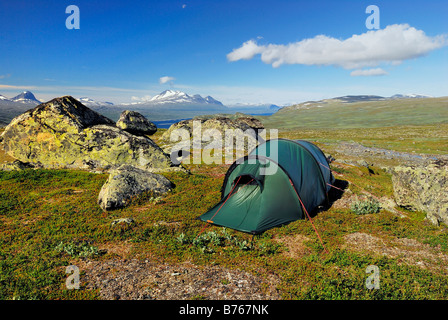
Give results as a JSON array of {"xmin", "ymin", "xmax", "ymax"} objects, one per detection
[{"xmin": 198, "ymin": 139, "xmax": 334, "ymax": 234}]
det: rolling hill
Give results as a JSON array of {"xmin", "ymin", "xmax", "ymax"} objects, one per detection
[{"xmin": 261, "ymin": 96, "xmax": 448, "ymax": 130}]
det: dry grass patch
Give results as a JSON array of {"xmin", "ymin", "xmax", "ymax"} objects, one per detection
[
  {"xmin": 273, "ymin": 234, "xmax": 312, "ymax": 259},
  {"xmin": 344, "ymin": 232, "xmax": 448, "ymax": 273}
]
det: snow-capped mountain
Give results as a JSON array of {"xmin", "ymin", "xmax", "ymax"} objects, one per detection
[
  {"xmin": 390, "ymin": 93, "xmax": 433, "ymax": 99},
  {"xmin": 0, "ymin": 91, "xmax": 42, "ymax": 127},
  {"xmin": 147, "ymin": 90, "xmax": 224, "ymax": 106},
  {"xmin": 77, "ymin": 97, "xmax": 114, "ymax": 107},
  {"xmin": 11, "ymin": 91, "xmax": 41, "ymax": 105},
  {"xmin": 0, "ymin": 94, "xmax": 12, "ymax": 101}
]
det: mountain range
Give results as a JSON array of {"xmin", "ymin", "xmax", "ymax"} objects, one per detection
[
  {"xmin": 0, "ymin": 90, "xmax": 438, "ymax": 126},
  {"xmin": 332, "ymin": 94, "xmax": 432, "ymax": 103},
  {"xmin": 77, "ymin": 97, "xmax": 114, "ymax": 108},
  {"xmin": 132, "ymin": 90, "xmax": 224, "ymax": 106}
]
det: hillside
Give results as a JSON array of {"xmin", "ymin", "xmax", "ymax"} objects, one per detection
[{"xmin": 261, "ymin": 96, "xmax": 448, "ymax": 129}]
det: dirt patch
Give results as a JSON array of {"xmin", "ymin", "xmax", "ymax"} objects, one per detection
[
  {"xmin": 335, "ymin": 142, "xmax": 448, "ymax": 165},
  {"xmin": 331, "ymin": 191, "xmax": 356, "ymax": 210},
  {"xmin": 274, "ymin": 234, "xmax": 312, "ymax": 259},
  {"xmin": 98, "ymin": 242, "xmax": 133, "ymax": 258},
  {"xmin": 344, "ymin": 232, "xmax": 448, "ymax": 272},
  {"xmin": 78, "ymin": 258, "xmax": 281, "ymax": 300}
]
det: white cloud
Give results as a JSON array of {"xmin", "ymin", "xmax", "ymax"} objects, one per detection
[
  {"xmin": 159, "ymin": 76, "xmax": 176, "ymax": 84},
  {"xmin": 227, "ymin": 40, "xmax": 265, "ymax": 61},
  {"xmin": 350, "ymin": 68, "xmax": 388, "ymax": 76},
  {"xmin": 227, "ymin": 24, "xmax": 447, "ymax": 71}
]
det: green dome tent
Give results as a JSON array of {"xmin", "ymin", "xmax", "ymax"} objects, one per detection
[{"xmin": 198, "ymin": 139, "xmax": 334, "ymax": 234}]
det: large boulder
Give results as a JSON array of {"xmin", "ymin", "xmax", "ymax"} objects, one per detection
[
  {"xmin": 0, "ymin": 96, "xmax": 174, "ymax": 172},
  {"xmin": 160, "ymin": 116, "xmax": 265, "ymax": 163},
  {"xmin": 116, "ymin": 110, "xmax": 157, "ymax": 136},
  {"xmin": 160, "ymin": 116, "xmax": 266, "ymax": 165},
  {"xmin": 97, "ymin": 165, "xmax": 174, "ymax": 211},
  {"xmin": 162, "ymin": 116, "xmax": 264, "ymax": 142},
  {"xmin": 391, "ymin": 160, "xmax": 448, "ymax": 225}
]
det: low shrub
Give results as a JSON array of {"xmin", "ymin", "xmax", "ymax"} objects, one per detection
[{"xmin": 351, "ymin": 198, "xmax": 381, "ymax": 215}]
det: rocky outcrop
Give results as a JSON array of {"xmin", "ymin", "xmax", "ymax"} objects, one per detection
[
  {"xmin": 0, "ymin": 159, "xmax": 41, "ymax": 171},
  {"xmin": 391, "ymin": 160, "xmax": 448, "ymax": 225},
  {"xmin": 162, "ymin": 116, "xmax": 264, "ymax": 141},
  {"xmin": 233, "ymin": 116, "xmax": 264, "ymax": 130},
  {"xmin": 116, "ymin": 110, "xmax": 157, "ymax": 136},
  {"xmin": 0, "ymin": 96, "xmax": 174, "ymax": 172},
  {"xmin": 161, "ymin": 116, "xmax": 265, "ymax": 159},
  {"xmin": 97, "ymin": 165, "xmax": 174, "ymax": 211}
]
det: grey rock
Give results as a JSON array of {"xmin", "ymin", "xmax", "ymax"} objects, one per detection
[
  {"xmin": 98, "ymin": 165, "xmax": 174, "ymax": 211},
  {"xmin": 160, "ymin": 117, "xmax": 265, "ymax": 162},
  {"xmin": 391, "ymin": 160, "xmax": 448, "ymax": 225},
  {"xmin": 0, "ymin": 159, "xmax": 40, "ymax": 171},
  {"xmin": 111, "ymin": 218, "xmax": 135, "ymax": 226},
  {"xmin": 116, "ymin": 110, "xmax": 157, "ymax": 136}
]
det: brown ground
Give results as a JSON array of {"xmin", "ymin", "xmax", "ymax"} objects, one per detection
[
  {"xmin": 78, "ymin": 258, "xmax": 281, "ymax": 300},
  {"xmin": 343, "ymin": 232, "xmax": 448, "ymax": 273}
]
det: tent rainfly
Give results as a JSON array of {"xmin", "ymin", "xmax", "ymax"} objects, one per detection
[{"xmin": 198, "ymin": 139, "xmax": 335, "ymax": 234}]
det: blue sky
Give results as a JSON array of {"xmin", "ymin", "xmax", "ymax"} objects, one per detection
[{"xmin": 0, "ymin": 0, "xmax": 447, "ymax": 105}]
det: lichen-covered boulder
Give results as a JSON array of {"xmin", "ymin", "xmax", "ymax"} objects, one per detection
[
  {"xmin": 0, "ymin": 159, "xmax": 40, "ymax": 171},
  {"xmin": 233, "ymin": 117, "xmax": 264, "ymax": 130},
  {"xmin": 392, "ymin": 160, "xmax": 448, "ymax": 225},
  {"xmin": 162, "ymin": 116, "xmax": 264, "ymax": 141},
  {"xmin": 161, "ymin": 116, "xmax": 265, "ymax": 151},
  {"xmin": 116, "ymin": 110, "xmax": 157, "ymax": 136},
  {"xmin": 97, "ymin": 165, "xmax": 174, "ymax": 210},
  {"xmin": 160, "ymin": 116, "xmax": 266, "ymax": 164},
  {"xmin": 0, "ymin": 96, "xmax": 173, "ymax": 171}
]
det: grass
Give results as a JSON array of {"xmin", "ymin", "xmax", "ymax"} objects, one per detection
[
  {"xmin": 1, "ymin": 144, "xmax": 447, "ymax": 300},
  {"xmin": 1, "ymin": 107, "xmax": 448, "ymax": 300}
]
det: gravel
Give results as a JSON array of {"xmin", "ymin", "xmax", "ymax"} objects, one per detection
[{"xmin": 78, "ymin": 258, "xmax": 281, "ymax": 300}]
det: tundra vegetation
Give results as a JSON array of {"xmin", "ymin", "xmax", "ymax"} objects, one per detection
[{"xmin": 0, "ymin": 97, "xmax": 448, "ymax": 300}]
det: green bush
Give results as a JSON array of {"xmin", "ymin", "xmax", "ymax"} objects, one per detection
[
  {"xmin": 55, "ymin": 241, "xmax": 101, "ymax": 258},
  {"xmin": 351, "ymin": 198, "xmax": 381, "ymax": 215}
]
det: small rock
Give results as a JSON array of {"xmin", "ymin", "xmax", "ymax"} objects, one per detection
[
  {"xmin": 116, "ymin": 110, "xmax": 157, "ymax": 136},
  {"xmin": 357, "ymin": 159, "xmax": 371, "ymax": 168},
  {"xmin": 98, "ymin": 165, "xmax": 174, "ymax": 211},
  {"xmin": 111, "ymin": 218, "xmax": 135, "ymax": 226},
  {"xmin": 0, "ymin": 160, "xmax": 37, "ymax": 171}
]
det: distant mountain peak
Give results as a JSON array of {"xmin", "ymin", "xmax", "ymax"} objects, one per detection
[
  {"xmin": 390, "ymin": 93, "xmax": 432, "ymax": 99},
  {"xmin": 11, "ymin": 91, "xmax": 41, "ymax": 105},
  {"xmin": 147, "ymin": 90, "xmax": 223, "ymax": 106},
  {"xmin": 0, "ymin": 94, "xmax": 11, "ymax": 101},
  {"xmin": 77, "ymin": 97, "xmax": 114, "ymax": 107}
]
